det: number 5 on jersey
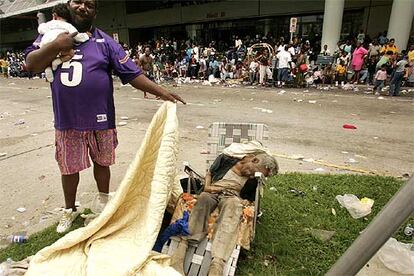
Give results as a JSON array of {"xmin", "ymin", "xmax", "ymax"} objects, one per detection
[{"xmin": 61, "ymin": 54, "xmax": 83, "ymax": 87}]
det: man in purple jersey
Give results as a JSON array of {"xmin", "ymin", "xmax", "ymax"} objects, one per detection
[{"xmin": 25, "ymin": 0, "xmax": 185, "ymax": 233}]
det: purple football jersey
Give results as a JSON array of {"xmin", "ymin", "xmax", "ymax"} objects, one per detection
[{"xmin": 25, "ymin": 28, "xmax": 142, "ymax": 130}]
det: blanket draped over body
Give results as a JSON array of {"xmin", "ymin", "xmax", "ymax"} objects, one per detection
[{"xmin": 26, "ymin": 102, "xmax": 182, "ymax": 276}]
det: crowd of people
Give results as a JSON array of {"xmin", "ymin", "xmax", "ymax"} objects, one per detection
[
  {"xmin": 1, "ymin": 30, "xmax": 414, "ymax": 96},
  {"xmin": 127, "ymin": 31, "xmax": 414, "ymax": 96}
]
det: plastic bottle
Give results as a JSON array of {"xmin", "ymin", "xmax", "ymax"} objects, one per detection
[{"xmin": 0, "ymin": 234, "xmax": 28, "ymax": 246}]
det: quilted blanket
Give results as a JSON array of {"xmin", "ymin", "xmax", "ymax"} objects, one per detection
[{"xmin": 26, "ymin": 102, "xmax": 182, "ymax": 276}]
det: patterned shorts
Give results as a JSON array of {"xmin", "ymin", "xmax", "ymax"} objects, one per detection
[{"xmin": 55, "ymin": 129, "xmax": 118, "ymax": 175}]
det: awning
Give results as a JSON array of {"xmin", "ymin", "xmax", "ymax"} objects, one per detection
[{"xmin": 0, "ymin": 0, "xmax": 66, "ymax": 19}]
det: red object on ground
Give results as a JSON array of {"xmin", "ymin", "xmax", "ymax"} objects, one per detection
[{"xmin": 343, "ymin": 124, "xmax": 357, "ymax": 129}]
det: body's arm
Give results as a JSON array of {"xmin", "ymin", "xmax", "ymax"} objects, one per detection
[
  {"xmin": 205, "ymin": 171, "xmax": 212, "ymax": 187},
  {"xmin": 26, "ymin": 32, "xmax": 77, "ymax": 73},
  {"xmin": 129, "ymin": 74, "xmax": 185, "ymax": 104}
]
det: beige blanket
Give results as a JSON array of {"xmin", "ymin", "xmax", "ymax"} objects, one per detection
[{"xmin": 26, "ymin": 102, "xmax": 182, "ymax": 276}]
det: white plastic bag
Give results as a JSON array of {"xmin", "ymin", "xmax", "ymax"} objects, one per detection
[
  {"xmin": 335, "ymin": 194, "xmax": 374, "ymax": 219},
  {"xmin": 378, "ymin": 238, "xmax": 414, "ymax": 274}
]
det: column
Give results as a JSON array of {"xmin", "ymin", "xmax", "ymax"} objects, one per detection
[
  {"xmin": 387, "ymin": 0, "xmax": 414, "ymax": 50},
  {"xmin": 321, "ymin": 0, "xmax": 344, "ymax": 54},
  {"xmin": 264, "ymin": 18, "xmax": 272, "ymax": 37}
]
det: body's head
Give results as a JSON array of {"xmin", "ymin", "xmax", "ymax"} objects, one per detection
[
  {"xmin": 67, "ymin": 0, "xmax": 97, "ymax": 32},
  {"xmin": 237, "ymin": 153, "xmax": 278, "ymax": 178},
  {"xmin": 380, "ymin": 64, "xmax": 386, "ymax": 71},
  {"xmin": 323, "ymin": 44, "xmax": 328, "ymax": 50},
  {"xmin": 52, "ymin": 3, "xmax": 71, "ymax": 21},
  {"xmin": 389, "ymin": 38, "xmax": 395, "ymax": 47},
  {"xmin": 145, "ymin": 47, "xmax": 151, "ymax": 56}
]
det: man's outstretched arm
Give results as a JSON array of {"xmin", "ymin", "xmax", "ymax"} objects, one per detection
[
  {"xmin": 129, "ymin": 74, "xmax": 186, "ymax": 104},
  {"xmin": 26, "ymin": 32, "xmax": 77, "ymax": 73}
]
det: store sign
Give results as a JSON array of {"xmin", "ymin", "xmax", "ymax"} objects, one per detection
[
  {"xmin": 113, "ymin": 33, "xmax": 119, "ymax": 43},
  {"xmin": 290, "ymin": 17, "xmax": 298, "ymax": 33}
]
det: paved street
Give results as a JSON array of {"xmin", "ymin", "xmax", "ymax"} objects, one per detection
[{"xmin": 0, "ymin": 78, "xmax": 413, "ymax": 237}]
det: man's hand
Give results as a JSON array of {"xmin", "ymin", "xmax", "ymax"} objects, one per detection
[
  {"xmin": 130, "ymin": 74, "xmax": 186, "ymax": 104},
  {"xmin": 159, "ymin": 91, "xmax": 186, "ymax": 104},
  {"xmin": 53, "ymin": 32, "xmax": 78, "ymax": 52}
]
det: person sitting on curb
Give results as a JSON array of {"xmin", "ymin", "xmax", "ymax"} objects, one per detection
[{"xmin": 170, "ymin": 152, "xmax": 278, "ymax": 276}]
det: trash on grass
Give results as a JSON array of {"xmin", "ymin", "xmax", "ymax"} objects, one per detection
[
  {"xmin": 314, "ymin": 168, "xmax": 325, "ymax": 172},
  {"xmin": 288, "ymin": 188, "xmax": 306, "ymax": 196},
  {"xmin": 335, "ymin": 194, "xmax": 374, "ymax": 219},
  {"xmin": 308, "ymin": 228, "xmax": 335, "ymax": 242},
  {"xmin": 377, "ymin": 238, "xmax": 414, "ymax": 274},
  {"xmin": 331, "ymin": 208, "xmax": 336, "ymax": 216}
]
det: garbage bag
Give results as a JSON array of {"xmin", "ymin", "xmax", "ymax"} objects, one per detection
[
  {"xmin": 378, "ymin": 238, "xmax": 414, "ymax": 274},
  {"xmin": 335, "ymin": 194, "xmax": 374, "ymax": 219}
]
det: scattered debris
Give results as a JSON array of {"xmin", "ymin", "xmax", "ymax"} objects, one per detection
[
  {"xmin": 0, "ymin": 153, "xmax": 7, "ymax": 158},
  {"xmin": 307, "ymin": 228, "xmax": 336, "ymax": 242},
  {"xmin": 195, "ymin": 125, "xmax": 204, "ymax": 129},
  {"xmin": 331, "ymin": 208, "xmax": 337, "ymax": 216},
  {"xmin": 269, "ymin": 187, "xmax": 276, "ymax": 191},
  {"xmin": 38, "ymin": 175, "xmax": 46, "ymax": 181},
  {"xmin": 200, "ymin": 149, "xmax": 210, "ymax": 154},
  {"xmin": 120, "ymin": 116, "xmax": 129, "ymax": 120},
  {"xmin": 343, "ymin": 124, "xmax": 357, "ymax": 130},
  {"xmin": 404, "ymin": 224, "xmax": 414, "ymax": 236},
  {"xmin": 402, "ymin": 173, "xmax": 410, "ymax": 178},
  {"xmin": 346, "ymin": 158, "xmax": 359, "ymax": 164},
  {"xmin": 288, "ymin": 188, "xmax": 306, "ymax": 196},
  {"xmin": 378, "ymin": 96, "xmax": 384, "ymax": 100},
  {"xmin": 16, "ymin": 207, "xmax": 26, "ymax": 213},
  {"xmin": 118, "ymin": 122, "xmax": 127, "ymax": 126},
  {"xmin": 308, "ymin": 100, "xmax": 317, "ymax": 104},
  {"xmin": 303, "ymin": 158, "xmax": 315, "ymax": 163},
  {"xmin": 373, "ymin": 136, "xmax": 379, "ymax": 140},
  {"xmin": 261, "ymin": 100, "xmax": 269, "ymax": 103},
  {"xmin": 336, "ymin": 194, "xmax": 374, "ymax": 219},
  {"xmin": 312, "ymin": 186, "xmax": 317, "ymax": 191},
  {"xmin": 341, "ymin": 151, "xmax": 349, "ymax": 154},
  {"xmin": 278, "ymin": 90, "xmax": 286, "ymax": 95},
  {"xmin": 303, "ymin": 90, "xmax": 309, "ymax": 93},
  {"xmin": 14, "ymin": 119, "xmax": 25, "ymax": 125},
  {"xmin": 314, "ymin": 168, "xmax": 325, "ymax": 172},
  {"xmin": 377, "ymin": 238, "xmax": 414, "ymax": 274},
  {"xmin": 292, "ymin": 154, "xmax": 304, "ymax": 160}
]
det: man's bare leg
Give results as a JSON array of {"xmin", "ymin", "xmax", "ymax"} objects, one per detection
[
  {"xmin": 62, "ymin": 173, "xmax": 80, "ymax": 211},
  {"xmin": 93, "ymin": 162, "xmax": 110, "ymax": 194}
]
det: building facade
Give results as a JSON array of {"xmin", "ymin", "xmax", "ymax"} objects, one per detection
[{"xmin": 1, "ymin": 0, "xmax": 413, "ymax": 51}]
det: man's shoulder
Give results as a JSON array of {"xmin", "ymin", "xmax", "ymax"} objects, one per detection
[{"xmin": 93, "ymin": 28, "xmax": 119, "ymax": 45}]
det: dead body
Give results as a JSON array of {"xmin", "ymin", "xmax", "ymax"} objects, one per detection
[{"xmin": 171, "ymin": 153, "xmax": 278, "ymax": 276}]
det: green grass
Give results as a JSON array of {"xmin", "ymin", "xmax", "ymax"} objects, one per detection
[
  {"xmin": 0, "ymin": 211, "xmax": 88, "ymax": 263},
  {"xmin": 0, "ymin": 174, "xmax": 410, "ymax": 276},
  {"xmin": 237, "ymin": 173, "xmax": 411, "ymax": 276}
]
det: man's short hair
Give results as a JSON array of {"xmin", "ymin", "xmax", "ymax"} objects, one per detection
[{"xmin": 255, "ymin": 153, "xmax": 279, "ymax": 176}]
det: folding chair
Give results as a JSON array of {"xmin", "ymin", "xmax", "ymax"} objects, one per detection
[{"xmin": 162, "ymin": 123, "xmax": 269, "ymax": 276}]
